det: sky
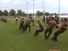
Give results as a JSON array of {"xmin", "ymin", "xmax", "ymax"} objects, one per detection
[{"xmin": 0, "ymin": 0, "xmax": 68, "ymax": 13}]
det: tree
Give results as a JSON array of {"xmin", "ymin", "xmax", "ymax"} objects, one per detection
[
  {"xmin": 45, "ymin": 12, "xmax": 50, "ymax": 16},
  {"xmin": 22, "ymin": 12, "xmax": 27, "ymax": 17},
  {"xmin": 17, "ymin": 10, "xmax": 23, "ymax": 16},
  {"xmin": 0, "ymin": 10, "xmax": 3, "ymax": 16},
  {"xmin": 3, "ymin": 10, "xmax": 8, "ymax": 16},
  {"xmin": 9, "ymin": 9, "xmax": 16, "ymax": 16},
  {"xmin": 36, "ymin": 11, "xmax": 43, "ymax": 17}
]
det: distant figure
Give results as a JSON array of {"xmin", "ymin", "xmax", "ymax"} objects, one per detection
[
  {"xmin": 23, "ymin": 18, "xmax": 31, "ymax": 32},
  {"xmin": 19, "ymin": 18, "xmax": 24, "ymax": 31},
  {"xmin": 34, "ymin": 20, "xmax": 44, "ymax": 36},
  {"xmin": 0, "ymin": 17, "xmax": 7, "ymax": 23},
  {"xmin": 28, "ymin": 14, "xmax": 33, "ymax": 20},
  {"xmin": 42, "ymin": 15, "xmax": 46, "ymax": 25},
  {"xmin": 52, "ymin": 18, "xmax": 68, "ymax": 41},
  {"xmin": 46, "ymin": 16, "xmax": 49, "ymax": 24},
  {"xmin": 28, "ymin": 14, "xmax": 35, "ymax": 26},
  {"xmin": 46, "ymin": 15, "xmax": 52, "ymax": 24},
  {"xmin": 16, "ymin": 17, "xmax": 19, "ymax": 24},
  {"xmin": 54, "ymin": 15, "xmax": 59, "ymax": 24},
  {"xmin": 44, "ymin": 17, "xmax": 57, "ymax": 39}
]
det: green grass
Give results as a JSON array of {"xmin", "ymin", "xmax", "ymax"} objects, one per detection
[{"xmin": 0, "ymin": 18, "xmax": 68, "ymax": 51}]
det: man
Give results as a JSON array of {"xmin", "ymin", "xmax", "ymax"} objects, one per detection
[
  {"xmin": 46, "ymin": 16, "xmax": 49, "ymax": 24},
  {"xmin": 19, "ymin": 18, "xmax": 24, "ymax": 31},
  {"xmin": 42, "ymin": 15, "xmax": 45, "ymax": 24},
  {"xmin": 44, "ymin": 17, "xmax": 57, "ymax": 39},
  {"xmin": 28, "ymin": 14, "xmax": 35, "ymax": 26},
  {"xmin": 16, "ymin": 17, "xmax": 19, "ymax": 24},
  {"xmin": 0, "ymin": 17, "xmax": 7, "ymax": 23},
  {"xmin": 46, "ymin": 15, "xmax": 52, "ymax": 24},
  {"xmin": 54, "ymin": 15, "xmax": 59, "ymax": 24},
  {"xmin": 52, "ymin": 18, "xmax": 68, "ymax": 41},
  {"xmin": 23, "ymin": 18, "xmax": 31, "ymax": 32},
  {"xmin": 2, "ymin": 18, "xmax": 7, "ymax": 23},
  {"xmin": 34, "ymin": 20, "xmax": 44, "ymax": 36}
]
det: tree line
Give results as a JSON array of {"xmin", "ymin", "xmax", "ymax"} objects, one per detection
[
  {"xmin": 0, "ymin": 9, "xmax": 27, "ymax": 17},
  {"xmin": 0, "ymin": 9, "xmax": 50, "ymax": 17}
]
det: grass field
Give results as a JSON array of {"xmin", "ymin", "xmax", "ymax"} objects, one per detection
[{"xmin": 0, "ymin": 18, "xmax": 68, "ymax": 51}]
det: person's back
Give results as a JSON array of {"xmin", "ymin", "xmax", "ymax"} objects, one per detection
[
  {"xmin": 48, "ymin": 18, "xmax": 57, "ymax": 28},
  {"xmin": 54, "ymin": 16, "xmax": 59, "ymax": 24},
  {"xmin": 24, "ymin": 18, "xmax": 31, "ymax": 25},
  {"xmin": 60, "ymin": 18, "xmax": 68, "ymax": 29},
  {"xmin": 19, "ymin": 18, "xmax": 24, "ymax": 30},
  {"xmin": 37, "ymin": 21, "xmax": 44, "ymax": 30}
]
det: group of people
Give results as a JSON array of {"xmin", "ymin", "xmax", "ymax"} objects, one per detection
[
  {"xmin": 19, "ymin": 18, "xmax": 31, "ymax": 32},
  {"xmin": 0, "ymin": 17, "xmax": 7, "ymax": 23},
  {"xmin": 18, "ymin": 14, "xmax": 34, "ymax": 32},
  {"xmin": 17, "ymin": 14, "xmax": 68, "ymax": 42}
]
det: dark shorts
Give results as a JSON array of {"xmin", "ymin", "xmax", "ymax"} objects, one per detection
[{"xmin": 44, "ymin": 27, "xmax": 53, "ymax": 34}]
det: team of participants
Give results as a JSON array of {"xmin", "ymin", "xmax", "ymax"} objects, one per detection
[{"xmin": 16, "ymin": 14, "xmax": 68, "ymax": 42}]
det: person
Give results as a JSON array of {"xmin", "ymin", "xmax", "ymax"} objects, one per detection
[
  {"xmin": 23, "ymin": 18, "xmax": 31, "ymax": 32},
  {"xmin": 52, "ymin": 18, "xmax": 68, "ymax": 41},
  {"xmin": 34, "ymin": 20, "xmax": 44, "ymax": 36},
  {"xmin": 31, "ymin": 18, "xmax": 35, "ymax": 26},
  {"xmin": 42, "ymin": 15, "xmax": 45, "ymax": 24},
  {"xmin": 19, "ymin": 18, "xmax": 24, "ymax": 31},
  {"xmin": 54, "ymin": 15, "xmax": 59, "ymax": 24},
  {"xmin": 28, "ymin": 14, "xmax": 35, "ymax": 26},
  {"xmin": 44, "ymin": 17, "xmax": 57, "ymax": 39},
  {"xmin": 46, "ymin": 16, "xmax": 50, "ymax": 24},
  {"xmin": 16, "ymin": 17, "xmax": 19, "ymax": 24},
  {"xmin": 46, "ymin": 14, "xmax": 52, "ymax": 24},
  {"xmin": 2, "ymin": 17, "xmax": 7, "ymax": 23}
]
